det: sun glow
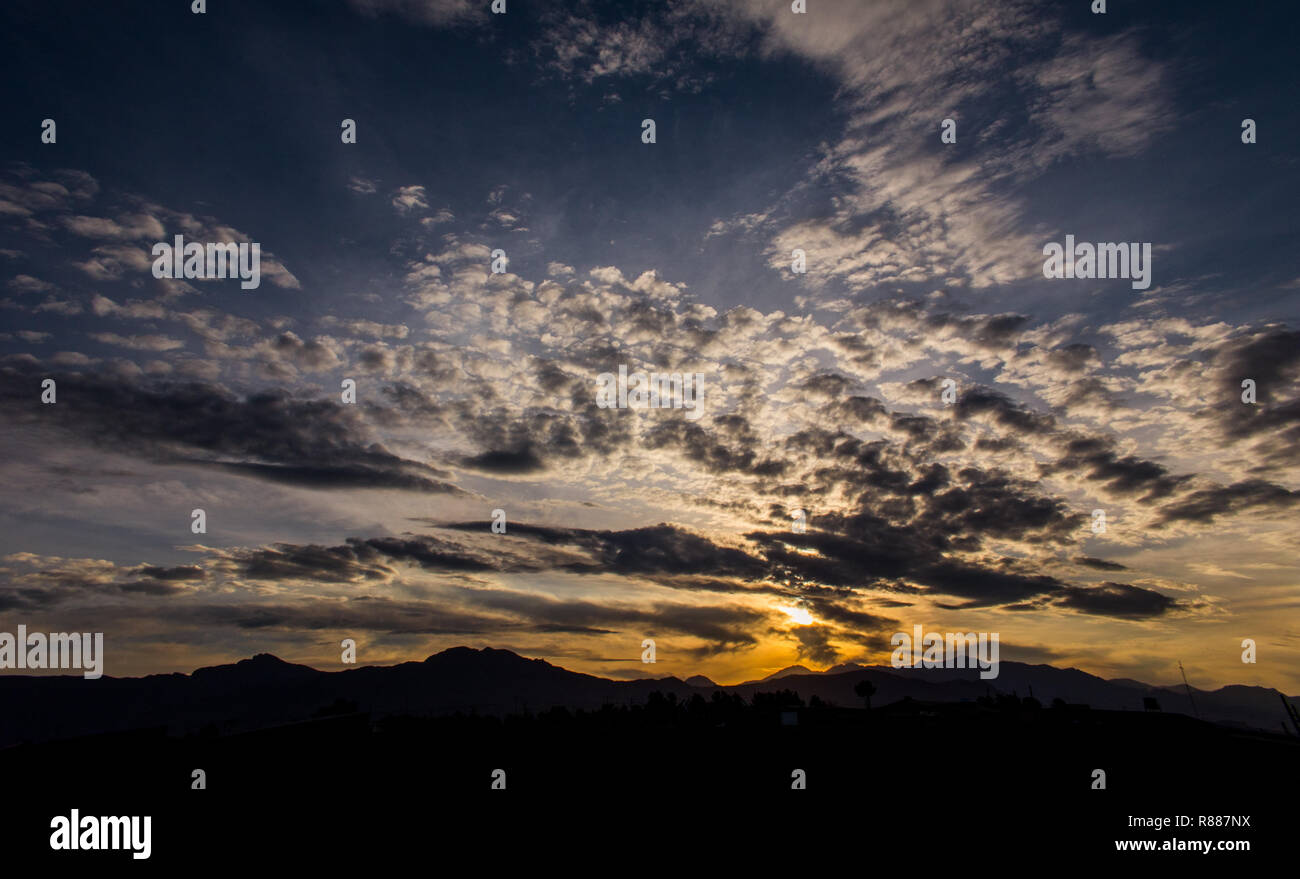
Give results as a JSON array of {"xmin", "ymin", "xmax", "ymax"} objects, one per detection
[{"xmin": 781, "ymin": 605, "xmax": 814, "ymax": 626}]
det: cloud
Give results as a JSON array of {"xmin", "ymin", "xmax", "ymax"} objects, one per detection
[
  {"xmin": 8, "ymin": 275, "xmax": 56, "ymax": 293},
  {"xmin": 0, "ymin": 363, "xmax": 465, "ymax": 495},
  {"xmin": 707, "ymin": 0, "xmax": 1177, "ymax": 291},
  {"xmin": 1156, "ymin": 479, "xmax": 1299, "ymax": 525},
  {"xmin": 89, "ymin": 332, "xmax": 186, "ymax": 352},
  {"xmin": 61, "ymin": 213, "xmax": 165, "ymax": 241},
  {"xmin": 391, "ymin": 185, "xmax": 430, "ymax": 214},
  {"xmin": 1025, "ymin": 33, "xmax": 1174, "ymax": 164},
  {"xmin": 1055, "ymin": 581, "xmax": 1187, "ymax": 618},
  {"xmin": 1073, "ymin": 556, "xmax": 1128, "ymax": 572},
  {"xmin": 348, "ymin": 176, "xmax": 379, "ymax": 195},
  {"xmin": 533, "ymin": 0, "xmax": 752, "ymax": 92}
]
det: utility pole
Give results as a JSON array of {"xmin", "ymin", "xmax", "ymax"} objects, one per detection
[{"xmin": 1178, "ymin": 660, "xmax": 1200, "ymax": 719}]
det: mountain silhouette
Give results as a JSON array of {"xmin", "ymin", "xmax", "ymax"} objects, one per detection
[
  {"xmin": 726, "ymin": 660, "xmax": 1299, "ymax": 732},
  {"xmin": 683, "ymin": 674, "xmax": 719, "ymax": 688},
  {"xmin": 1, "ymin": 646, "xmax": 1295, "ymax": 747},
  {"xmin": 747, "ymin": 663, "xmax": 815, "ymax": 683},
  {"xmin": 4, "ymin": 644, "xmax": 1299, "ymax": 865}
]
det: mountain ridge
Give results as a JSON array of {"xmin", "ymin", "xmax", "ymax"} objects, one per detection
[{"xmin": 2, "ymin": 646, "xmax": 1296, "ymax": 747}]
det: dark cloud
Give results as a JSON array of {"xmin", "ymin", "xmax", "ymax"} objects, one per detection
[
  {"xmin": 645, "ymin": 419, "xmax": 790, "ymax": 477},
  {"xmin": 458, "ymin": 445, "xmax": 547, "ymax": 474},
  {"xmin": 1156, "ymin": 479, "xmax": 1299, "ymax": 525},
  {"xmin": 925, "ymin": 563, "xmax": 1064, "ymax": 607},
  {"xmin": 455, "ymin": 522, "xmax": 771, "ymax": 580},
  {"xmin": 218, "ymin": 534, "xmax": 511, "ymax": 583},
  {"xmin": 454, "ymin": 406, "xmax": 635, "ymax": 474},
  {"xmin": 116, "ymin": 579, "xmax": 186, "ymax": 596},
  {"xmin": 364, "ymin": 536, "xmax": 510, "ymax": 573},
  {"xmin": 1211, "ymin": 326, "xmax": 1300, "ymax": 403},
  {"xmin": 219, "ymin": 541, "xmax": 396, "ymax": 584},
  {"xmin": 828, "ymin": 395, "xmax": 889, "ymax": 424},
  {"xmin": 799, "ymin": 372, "xmax": 857, "ymax": 398},
  {"xmin": 136, "ymin": 565, "xmax": 207, "ymax": 580},
  {"xmin": 0, "ymin": 365, "xmax": 462, "ymax": 494},
  {"xmin": 801, "ymin": 599, "xmax": 897, "ymax": 648},
  {"xmin": 1046, "ymin": 433, "xmax": 1189, "ymax": 501},
  {"xmin": 1202, "ymin": 327, "xmax": 1300, "ymax": 472},
  {"xmin": 955, "ymin": 387, "xmax": 1056, "ymax": 435},
  {"xmin": 1072, "ymin": 556, "xmax": 1127, "ymax": 571},
  {"xmin": 1054, "ymin": 581, "xmax": 1184, "ymax": 618},
  {"xmin": 0, "ymin": 567, "xmax": 191, "ymax": 609},
  {"xmin": 212, "ymin": 461, "xmax": 462, "ymax": 492},
  {"xmin": 1045, "ymin": 343, "xmax": 1100, "ymax": 373},
  {"xmin": 435, "ymin": 587, "xmax": 766, "ymax": 654},
  {"xmin": 789, "ymin": 624, "xmax": 840, "ymax": 665},
  {"xmin": 924, "ymin": 312, "xmax": 1029, "ymax": 350}
]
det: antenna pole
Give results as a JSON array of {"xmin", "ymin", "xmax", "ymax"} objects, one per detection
[{"xmin": 1178, "ymin": 660, "xmax": 1200, "ymax": 719}]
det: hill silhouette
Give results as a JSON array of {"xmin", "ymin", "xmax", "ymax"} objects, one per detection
[
  {"xmin": 1, "ymin": 646, "xmax": 1295, "ymax": 747},
  {"xmin": 1, "ymin": 645, "xmax": 1296, "ymax": 864}
]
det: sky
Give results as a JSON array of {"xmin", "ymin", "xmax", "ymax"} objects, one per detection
[{"xmin": 0, "ymin": 0, "xmax": 1297, "ymax": 691}]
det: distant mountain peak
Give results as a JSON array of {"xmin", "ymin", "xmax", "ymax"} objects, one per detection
[
  {"xmin": 192, "ymin": 652, "xmax": 319, "ymax": 682},
  {"xmin": 425, "ymin": 646, "xmax": 531, "ymax": 663},
  {"xmin": 763, "ymin": 664, "xmax": 815, "ymax": 681},
  {"xmin": 427, "ymin": 646, "xmax": 499, "ymax": 657},
  {"xmin": 684, "ymin": 674, "xmax": 718, "ymax": 688}
]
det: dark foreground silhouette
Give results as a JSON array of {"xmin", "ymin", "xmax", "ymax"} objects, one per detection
[
  {"xmin": 3, "ymin": 648, "xmax": 1295, "ymax": 864},
  {"xmin": 4, "ymin": 646, "xmax": 1297, "ymax": 746}
]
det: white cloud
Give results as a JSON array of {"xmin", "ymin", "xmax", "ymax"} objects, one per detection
[
  {"xmin": 391, "ymin": 184, "xmax": 430, "ymax": 214},
  {"xmin": 348, "ymin": 176, "xmax": 379, "ymax": 195}
]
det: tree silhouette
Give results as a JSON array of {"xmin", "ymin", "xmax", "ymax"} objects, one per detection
[{"xmin": 854, "ymin": 679, "xmax": 876, "ymax": 710}]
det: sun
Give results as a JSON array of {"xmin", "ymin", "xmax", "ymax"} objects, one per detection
[{"xmin": 780, "ymin": 605, "xmax": 814, "ymax": 626}]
